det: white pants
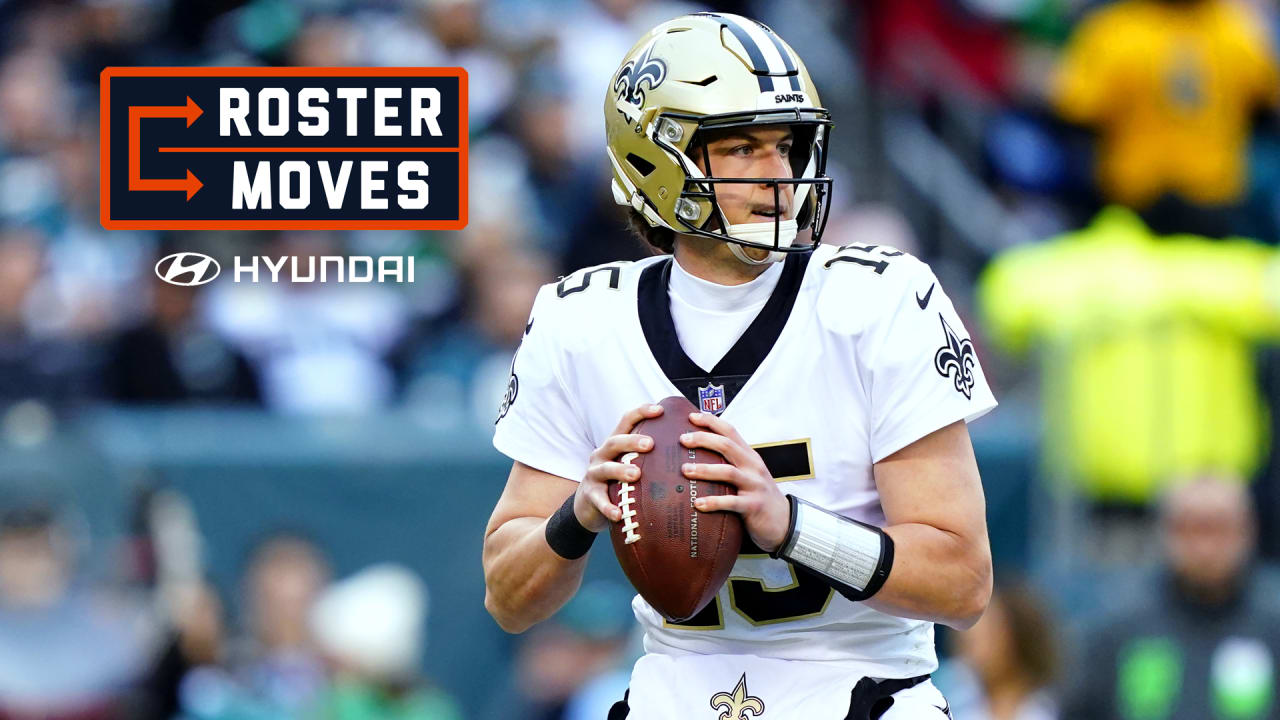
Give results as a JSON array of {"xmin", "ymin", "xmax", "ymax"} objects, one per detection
[
  {"xmin": 877, "ymin": 680, "xmax": 951, "ymax": 719},
  {"xmin": 623, "ymin": 653, "xmax": 950, "ymax": 719}
]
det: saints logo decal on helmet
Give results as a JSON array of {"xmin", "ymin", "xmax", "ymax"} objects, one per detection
[
  {"xmin": 613, "ymin": 39, "xmax": 667, "ymax": 125},
  {"xmin": 604, "ymin": 12, "xmax": 833, "ymax": 265}
]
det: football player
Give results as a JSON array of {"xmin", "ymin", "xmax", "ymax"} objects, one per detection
[{"xmin": 484, "ymin": 12, "xmax": 997, "ymax": 719}]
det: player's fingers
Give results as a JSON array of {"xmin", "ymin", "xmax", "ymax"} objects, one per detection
[
  {"xmin": 681, "ymin": 461, "xmax": 743, "ymax": 486},
  {"xmin": 692, "ymin": 493, "xmax": 746, "ymax": 515},
  {"xmin": 587, "ymin": 459, "xmax": 642, "ymax": 485},
  {"xmin": 593, "ymin": 433, "xmax": 653, "ymax": 463},
  {"xmin": 572, "ymin": 480, "xmax": 616, "ymax": 530},
  {"xmin": 611, "ymin": 402, "xmax": 664, "ymax": 436},
  {"xmin": 679, "ymin": 430, "xmax": 751, "ymax": 467},
  {"xmin": 584, "ymin": 485, "xmax": 622, "ymax": 524},
  {"xmin": 688, "ymin": 411, "xmax": 748, "ymax": 446}
]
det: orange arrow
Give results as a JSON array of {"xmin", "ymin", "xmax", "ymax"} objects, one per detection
[
  {"xmin": 129, "ymin": 97, "xmax": 204, "ymax": 200},
  {"xmin": 131, "ymin": 169, "xmax": 203, "ymax": 201}
]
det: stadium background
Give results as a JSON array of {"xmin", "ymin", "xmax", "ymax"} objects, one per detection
[{"xmin": 0, "ymin": 0, "xmax": 1278, "ymax": 718}]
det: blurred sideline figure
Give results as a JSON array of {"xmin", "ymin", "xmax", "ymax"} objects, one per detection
[
  {"xmin": 979, "ymin": 207, "xmax": 1280, "ymax": 559},
  {"xmin": 0, "ymin": 497, "xmax": 152, "ymax": 719},
  {"xmin": 309, "ymin": 564, "xmax": 462, "ymax": 720},
  {"xmin": 127, "ymin": 486, "xmax": 225, "ymax": 720},
  {"xmin": 941, "ymin": 583, "xmax": 1059, "ymax": 720},
  {"xmin": 489, "ymin": 580, "xmax": 633, "ymax": 720},
  {"xmin": 232, "ymin": 533, "xmax": 331, "ymax": 714},
  {"xmin": 1064, "ymin": 475, "xmax": 1280, "ymax": 720},
  {"xmin": 205, "ymin": 232, "xmax": 409, "ymax": 414},
  {"xmin": 1051, "ymin": 0, "xmax": 1280, "ymax": 238},
  {"xmin": 103, "ymin": 248, "xmax": 261, "ymax": 405},
  {"xmin": 403, "ymin": 246, "xmax": 555, "ymax": 424},
  {"xmin": 0, "ymin": 226, "xmax": 97, "ymax": 406},
  {"xmin": 178, "ymin": 533, "xmax": 331, "ymax": 720}
]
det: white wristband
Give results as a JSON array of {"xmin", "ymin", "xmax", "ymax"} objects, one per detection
[{"xmin": 775, "ymin": 495, "xmax": 894, "ymax": 600}]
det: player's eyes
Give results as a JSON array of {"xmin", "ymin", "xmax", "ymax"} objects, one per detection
[
  {"xmin": 731, "ymin": 145, "xmax": 753, "ymax": 156},
  {"xmin": 778, "ymin": 144, "xmax": 792, "ymax": 156}
]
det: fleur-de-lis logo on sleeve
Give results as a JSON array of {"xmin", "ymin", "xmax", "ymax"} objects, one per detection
[
  {"xmin": 933, "ymin": 314, "xmax": 976, "ymax": 399},
  {"xmin": 709, "ymin": 674, "xmax": 765, "ymax": 720},
  {"xmin": 613, "ymin": 39, "xmax": 667, "ymax": 124}
]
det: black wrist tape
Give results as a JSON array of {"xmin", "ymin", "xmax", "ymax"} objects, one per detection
[{"xmin": 545, "ymin": 493, "xmax": 597, "ymax": 560}]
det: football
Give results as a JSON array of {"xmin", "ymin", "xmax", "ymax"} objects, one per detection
[{"xmin": 607, "ymin": 395, "xmax": 743, "ymax": 622}]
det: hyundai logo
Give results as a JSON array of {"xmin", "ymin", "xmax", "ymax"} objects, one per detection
[{"xmin": 155, "ymin": 252, "xmax": 220, "ymax": 286}]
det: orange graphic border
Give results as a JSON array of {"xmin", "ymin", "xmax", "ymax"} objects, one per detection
[{"xmin": 100, "ymin": 66, "xmax": 469, "ymax": 231}]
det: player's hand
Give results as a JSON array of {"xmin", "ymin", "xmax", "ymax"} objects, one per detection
[
  {"xmin": 573, "ymin": 403, "xmax": 664, "ymax": 532},
  {"xmin": 680, "ymin": 411, "xmax": 790, "ymax": 553}
]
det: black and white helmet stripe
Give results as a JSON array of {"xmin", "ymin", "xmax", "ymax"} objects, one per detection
[{"xmin": 699, "ymin": 13, "xmax": 802, "ymax": 93}]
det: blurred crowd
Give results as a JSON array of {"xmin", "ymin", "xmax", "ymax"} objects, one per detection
[
  {"xmin": 1, "ymin": 0, "xmax": 1280, "ymax": 718},
  {"xmin": 0, "ymin": 484, "xmax": 647, "ymax": 720},
  {"xmin": 0, "ymin": 0, "xmax": 1273, "ymax": 423},
  {"xmin": 0, "ymin": 488, "xmax": 466, "ymax": 720},
  {"xmin": 0, "ymin": 0, "xmax": 729, "ymax": 422}
]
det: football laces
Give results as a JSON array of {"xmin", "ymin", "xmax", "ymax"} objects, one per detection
[{"xmin": 619, "ymin": 452, "xmax": 641, "ymax": 544}]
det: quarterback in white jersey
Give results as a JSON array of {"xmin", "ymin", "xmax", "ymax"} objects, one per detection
[{"xmin": 484, "ymin": 12, "xmax": 996, "ymax": 720}]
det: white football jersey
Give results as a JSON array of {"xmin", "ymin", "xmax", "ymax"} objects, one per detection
[{"xmin": 493, "ymin": 242, "xmax": 997, "ymax": 681}]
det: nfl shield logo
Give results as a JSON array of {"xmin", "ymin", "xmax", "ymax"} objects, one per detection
[{"xmin": 698, "ymin": 383, "xmax": 726, "ymax": 415}]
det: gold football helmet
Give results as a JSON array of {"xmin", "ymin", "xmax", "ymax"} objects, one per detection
[{"xmin": 605, "ymin": 12, "xmax": 832, "ymax": 264}]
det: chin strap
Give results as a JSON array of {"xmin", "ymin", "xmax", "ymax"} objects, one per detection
[{"xmin": 725, "ymin": 219, "xmax": 797, "ymax": 265}]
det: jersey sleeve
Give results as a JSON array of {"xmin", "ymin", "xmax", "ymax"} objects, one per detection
[
  {"xmin": 861, "ymin": 262, "xmax": 998, "ymax": 463},
  {"xmin": 492, "ymin": 284, "xmax": 595, "ymax": 482}
]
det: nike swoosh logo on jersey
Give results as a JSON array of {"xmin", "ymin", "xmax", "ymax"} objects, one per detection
[
  {"xmin": 916, "ymin": 283, "xmax": 935, "ymax": 309},
  {"xmin": 525, "ymin": 318, "xmax": 534, "ymax": 335}
]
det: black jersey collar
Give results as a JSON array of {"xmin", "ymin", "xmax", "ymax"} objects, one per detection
[{"xmin": 637, "ymin": 251, "xmax": 810, "ymax": 410}]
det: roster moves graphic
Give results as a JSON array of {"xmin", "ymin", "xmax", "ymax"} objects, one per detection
[{"xmin": 101, "ymin": 67, "xmax": 467, "ymax": 230}]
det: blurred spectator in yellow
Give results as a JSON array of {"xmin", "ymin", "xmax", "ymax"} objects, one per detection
[
  {"xmin": 308, "ymin": 564, "xmax": 462, "ymax": 720},
  {"xmin": 102, "ymin": 247, "xmax": 261, "ymax": 405},
  {"xmin": 0, "ymin": 497, "xmax": 153, "ymax": 719},
  {"xmin": 978, "ymin": 207, "xmax": 1280, "ymax": 510},
  {"xmin": 942, "ymin": 582, "xmax": 1059, "ymax": 720},
  {"xmin": 1052, "ymin": 0, "xmax": 1280, "ymax": 237},
  {"xmin": 1063, "ymin": 475, "xmax": 1280, "ymax": 720}
]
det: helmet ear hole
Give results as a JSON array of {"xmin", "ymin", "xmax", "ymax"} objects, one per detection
[{"xmin": 626, "ymin": 153, "xmax": 657, "ymax": 177}]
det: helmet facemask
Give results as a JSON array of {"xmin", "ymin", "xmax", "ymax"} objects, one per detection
[{"xmin": 652, "ymin": 108, "xmax": 833, "ymax": 265}]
